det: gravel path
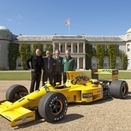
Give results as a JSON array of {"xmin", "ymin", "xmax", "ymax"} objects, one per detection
[{"xmin": 0, "ymin": 80, "xmax": 131, "ymax": 131}]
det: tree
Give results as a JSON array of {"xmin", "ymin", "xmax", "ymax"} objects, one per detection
[
  {"xmin": 32, "ymin": 43, "xmax": 42, "ymax": 53},
  {"xmin": 45, "ymin": 44, "xmax": 53, "ymax": 52}
]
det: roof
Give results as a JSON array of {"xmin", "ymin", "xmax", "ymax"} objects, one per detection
[
  {"xmin": 85, "ymin": 36, "xmax": 123, "ymax": 42},
  {"xmin": 126, "ymin": 28, "xmax": 131, "ymax": 33},
  {"xmin": 16, "ymin": 35, "xmax": 124, "ymax": 42},
  {"xmin": 17, "ymin": 35, "xmax": 53, "ymax": 41},
  {"xmin": 0, "ymin": 26, "xmax": 10, "ymax": 32}
]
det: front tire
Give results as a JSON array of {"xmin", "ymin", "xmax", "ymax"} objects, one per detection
[
  {"xmin": 109, "ymin": 80, "xmax": 128, "ymax": 99},
  {"xmin": 38, "ymin": 92, "xmax": 68, "ymax": 122},
  {"xmin": 6, "ymin": 84, "xmax": 28, "ymax": 102}
]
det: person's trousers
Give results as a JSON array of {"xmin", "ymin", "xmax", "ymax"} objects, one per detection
[
  {"xmin": 54, "ymin": 72, "xmax": 62, "ymax": 86},
  {"xmin": 30, "ymin": 72, "xmax": 41, "ymax": 93},
  {"xmin": 63, "ymin": 72, "xmax": 67, "ymax": 84},
  {"xmin": 42, "ymin": 72, "xmax": 54, "ymax": 86}
]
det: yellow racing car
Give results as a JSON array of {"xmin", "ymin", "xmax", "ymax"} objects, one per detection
[{"xmin": 0, "ymin": 69, "xmax": 129, "ymax": 127}]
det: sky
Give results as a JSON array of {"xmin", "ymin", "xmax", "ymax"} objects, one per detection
[{"xmin": 0, "ymin": 0, "xmax": 131, "ymax": 36}]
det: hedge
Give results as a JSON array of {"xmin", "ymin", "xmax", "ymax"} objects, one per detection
[
  {"xmin": 20, "ymin": 43, "xmax": 31, "ymax": 69},
  {"xmin": 96, "ymin": 44, "xmax": 104, "ymax": 68},
  {"xmin": 86, "ymin": 43, "xmax": 128, "ymax": 70},
  {"xmin": 8, "ymin": 43, "xmax": 19, "ymax": 70}
]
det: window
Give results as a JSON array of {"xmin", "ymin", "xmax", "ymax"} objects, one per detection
[
  {"xmin": 92, "ymin": 45, "xmax": 95, "ymax": 51},
  {"xmin": 67, "ymin": 45, "xmax": 71, "ymax": 51},
  {"xmin": 127, "ymin": 44, "xmax": 130, "ymax": 51},
  {"xmin": 74, "ymin": 58, "xmax": 77, "ymax": 67},
  {"xmin": 91, "ymin": 56, "xmax": 97, "ymax": 69},
  {"xmin": 104, "ymin": 45, "xmax": 107, "ymax": 51},
  {"xmin": 103, "ymin": 56, "xmax": 109, "ymax": 69},
  {"xmin": 18, "ymin": 63, "xmax": 21, "ymax": 67},
  {"xmin": 60, "ymin": 45, "xmax": 63, "ymax": 53},
  {"xmin": 116, "ymin": 45, "xmax": 119, "ymax": 52}
]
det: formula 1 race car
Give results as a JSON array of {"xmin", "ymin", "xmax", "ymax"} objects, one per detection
[{"xmin": 0, "ymin": 69, "xmax": 129, "ymax": 127}]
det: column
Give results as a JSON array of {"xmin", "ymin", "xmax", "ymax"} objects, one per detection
[
  {"xmin": 77, "ymin": 42, "xmax": 79, "ymax": 53},
  {"xmin": 59, "ymin": 43, "xmax": 61, "ymax": 52},
  {"xmin": 52, "ymin": 42, "xmax": 55, "ymax": 53},
  {"xmin": 77, "ymin": 58, "xmax": 79, "ymax": 69},
  {"xmin": 83, "ymin": 57, "xmax": 85, "ymax": 69},
  {"xmin": 65, "ymin": 42, "xmax": 67, "ymax": 52},
  {"xmin": 83, "ymin": 42, "xmax": 85, "ymax": 53},
  {"xmin": 71, "ymin": 43, "xmax": 73, "ymax": 53}
]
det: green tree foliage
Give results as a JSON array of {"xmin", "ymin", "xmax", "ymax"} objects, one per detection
[
  {"xmin": 107, "ymin": 44, "xmax": 117, "ymax": 69},
  {"xmin": 85, "ymin": 43, "xmax": 92, "ymax": 69},
  {"xmin": 86, "ymin": 43, "xmax": 127, "ymax": 70},
  {"xmin": 32, "ymin": 43, "xmax": 42, "ymax": 54},
  {"xmin": 121, "ymin": 51, "xmax": 128, "ymax": 69},
  {"xmin": 20, "ymin": 43, "xmax": 31, "ymax": 69},
  {"xmin": 8, "ymin": 43, "xmax": 19, "ymax": 70},
  {"xmin": 45, "ymin": 44, "xmax": 53, "ymax": 52},
  {"xmin": 96, "ymin": 44, "xmax": 104, "ymax": 68}
]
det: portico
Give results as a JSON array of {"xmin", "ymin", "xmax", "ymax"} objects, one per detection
[{"xmin": 52, "ymin": 36, "xmax": 86, "ymax": 69}]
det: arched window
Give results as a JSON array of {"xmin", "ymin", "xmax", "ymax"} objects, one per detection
[
  {"xmin": 91, "ymin": 56, "xmax": 97, "ymax": 69},
  {"xmin": 16, "ymin": 57, "xmax": 22, "ymax": 69},
  {"xmin": 116, "ymin": 56, "xmax": 121, "ymax": 69},
  {"xmin": 103, "ymin": 56, "xmax": 109, "ymax": 69}
]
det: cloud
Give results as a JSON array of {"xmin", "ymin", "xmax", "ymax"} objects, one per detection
[
  {"xmin": 6, "ymin": 18, "xmax": 13, "ymax": 22},
  {"xmin": 13, "ymin": 14, "xmax": 23, "ymax": 19}
]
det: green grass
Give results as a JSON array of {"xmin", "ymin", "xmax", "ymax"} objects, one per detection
[
  {"xmin": 0, "ymin": 72, "xmax": 31, "ymax": 80},
  {"xmin": 0, "ymin": 71, "xmax": 130, "ymax": 80},
  {"xmin": 98, "ymin": 72, "xmax": 131, "ymax": 80}
]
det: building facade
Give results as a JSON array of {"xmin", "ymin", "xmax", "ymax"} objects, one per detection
[{"xmin": 0, "ymin": 25, "xmax": 131, "ymax": 70}]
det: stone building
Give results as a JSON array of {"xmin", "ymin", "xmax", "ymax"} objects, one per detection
[{"xmin": 0, "ymin": 25, "xmax": 130, "ymax": 70}]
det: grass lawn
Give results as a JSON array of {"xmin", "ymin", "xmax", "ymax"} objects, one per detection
[
  {"xmin": 0, "ymin": 70, "xmax": 131, "ymax": 80},
  {"xmin": 0, "ymin": 71, "xmax": 31, "ymax": 80}
]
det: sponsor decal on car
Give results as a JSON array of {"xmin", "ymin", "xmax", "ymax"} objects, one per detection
[{"xmin": 71, "ymin": 75, "xmax": 89, "ymax": 85}]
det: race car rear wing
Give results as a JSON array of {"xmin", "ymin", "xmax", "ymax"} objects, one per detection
[{"xmin": 91, "ymin": 69, "xmax": 119, "ymax": 80}]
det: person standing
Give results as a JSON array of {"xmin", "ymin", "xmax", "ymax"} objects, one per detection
[
  {"xmin": 42, "ymin": 50, "xmax": 56, "ymax": 86},
  {"xmin": 26, "ymin": 49, "xmax": 43, "ymax": 93},
  {"xmin": 54, "ymin": 50, "xmax": 63, "ymax": 86},
  {"xmin": 62, "ymin": 49, "xmax": 76, "ymax": 83}
]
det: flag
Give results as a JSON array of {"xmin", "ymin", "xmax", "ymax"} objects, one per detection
[{"xmin": 65, "ymin": 18, "xmax": 70, "ymax": 25}]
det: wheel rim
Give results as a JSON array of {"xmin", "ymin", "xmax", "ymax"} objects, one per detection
[
  {"xmin": 13, "ymin": 91, "xmax": 27, "ymax": 101},
  {"xmin": 51, "ymin": 99, "xmax": 63, "ymax": 115},
  {"xmin": 122, "ymin": 85, "xmax": 127, "ymax": 96}
]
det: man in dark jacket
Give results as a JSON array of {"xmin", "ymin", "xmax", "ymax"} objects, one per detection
[
  {"xmin": 62, "ymin": 49, "xmax": 76, "ymax": 83},
  {"xmin": 54, "ymin": 50, "xmax": 63, "ymax": 86},
  {"xmin": 26, "ymin": 49, "xmax": 43, "ymax": 93},
  {"xmin": 42, "ymin": 50, "xmax": 56, "ymax": 86}
]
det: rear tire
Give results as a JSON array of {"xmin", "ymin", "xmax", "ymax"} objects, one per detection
[
  {"xmin": 38, "ymin": 92, "xmax": 68, "ymax": 123},
  {"xmin": 109, "ymin": 80, "xmax": 128, "ymax": 99},
  {"xmin": 6, "ymin": 84, "xmax": 28, "ymax": 102}
]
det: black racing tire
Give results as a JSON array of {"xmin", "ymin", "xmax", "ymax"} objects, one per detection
[
  {"xmin": 109, "ymin": 80, "xmax": 128, "ymax": 99},
  {"xmin": 38, "ymin": 92, "xmax": 68, "ymax": 123},
  {"xmin": 6, "ymin": 84, "xmax": 28, "ymax": 102}
]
